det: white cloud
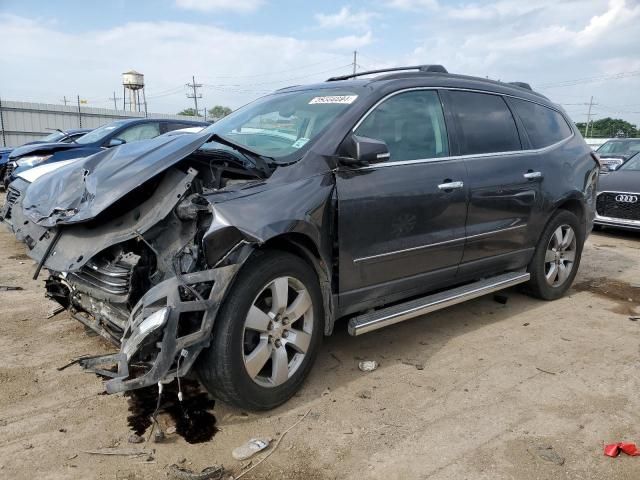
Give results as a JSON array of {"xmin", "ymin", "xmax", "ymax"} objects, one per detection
[
  {"xmin": 328, "ymin": 30, "xmax": 374, "ymax": 50},
  {"xmin": 175, "ymin": 0, "xmax": 264, "ymax": 13},
  {"xmin": 0, "ymin": 14, "xmax": 353, "ymax": 112},
  {"xmin": 315, "ymin": 6, "xmax": 378, "ymax": 31},
  {"xmin": 384, "ymin": 0, "xmax": 439, "ymax": 10}
]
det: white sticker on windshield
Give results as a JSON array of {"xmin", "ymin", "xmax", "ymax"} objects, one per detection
[
  {"xmin": 309, "ymin": 95, "xmax": 358, "ymax": 105},
  {"xmin": 292, "ymin": 137, "xmax": 310, "ymax": 148}
]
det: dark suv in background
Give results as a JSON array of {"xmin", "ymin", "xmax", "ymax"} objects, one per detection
[
  {"xmin": 6, "ymin": 65, "xmax": 598, "ymax": 411},
  {"xmin": 3, "ymin": 118, "xmax": 208, "ymax": 186}
]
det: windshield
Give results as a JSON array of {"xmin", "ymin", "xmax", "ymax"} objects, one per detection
[
  {"xmin": 41, "ymin": 132, "xmax": 66, "ymax": 142},
  {"xmin": 75, "ymin": 120, "xmax": 130, "ymax": 145},
  {"xmin": 620, "ymin": 153, "xmax": 640, "ymax": 171},
  {"xmin": 597, "ymin": 140, "xmax": 640, "ymax": 155},
  {"xmin": 200, "ymin": 88, "xmax": 361, "ymax": 161}
]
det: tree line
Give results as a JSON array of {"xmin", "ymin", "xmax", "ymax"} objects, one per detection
[
  {"xmin": 575, "ymin": 117, "xmax": 639, "ymax": 138},
  {"xmin": 178, "ymin": 105, "xmax": 232, "ymax": 121}
]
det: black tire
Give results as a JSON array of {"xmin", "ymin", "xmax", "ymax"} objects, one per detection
[
  {"xmin": 526, "ymin": 210, "xmax": 584, "ymax": 300},
  {"xmin": 197, "ymin": 250, "xmax": 323, "ymax": 411}
]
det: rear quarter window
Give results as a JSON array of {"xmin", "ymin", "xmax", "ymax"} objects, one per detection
[
  {"xmin": 447, "ymin": 91, "xmax": 521, "ymax": 155},
  {"xmin": 508, "ymin": 98, "xmax": 572, "ymax": 149}
]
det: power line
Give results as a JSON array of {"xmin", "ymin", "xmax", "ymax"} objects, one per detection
[{"xmin": 539, "ymin": 70, "xmax": 640, "ymax": 89}]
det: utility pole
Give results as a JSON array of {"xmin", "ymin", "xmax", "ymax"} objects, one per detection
[
  {"xmin": 60, "ymin": 96, "xmax": 69, "ymax": 106},
  {"xmin": 585, "ymin": 96, "xmax": 595, "ymax": 138},
  {"xmin": 0, "ymin": 96, "xmax": 6, "ymax": 147},
  {"xmin": 352, "ymin": 50, "xmax": 357, "ymax": 75},
  {"xmin": 109, "ymin": 91, "xmax": 122, "ymax": 111},
  {"xmin": 186, "ymin": 75, "xmax": 203, "ymax": 116},
  {"xmin": 77, "ymin": 95, "xmax": 82, "ymax": 128}
]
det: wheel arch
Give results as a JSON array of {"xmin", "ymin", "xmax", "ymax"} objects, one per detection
[{"xmin": 257, "ymin": 232, "xmax": 336, "ymax": 335}]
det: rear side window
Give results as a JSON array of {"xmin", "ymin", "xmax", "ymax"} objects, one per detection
[
  {"xmin": 447, "ymin": 91, "xmax": 521, "ymax": 155},
  {"xmin": 509, "ymin": 98, "xmax": 572, "ymax": 148},
  {"xmin": 355, "ymin": 90, "xmax": 449, "ymax": 161}
]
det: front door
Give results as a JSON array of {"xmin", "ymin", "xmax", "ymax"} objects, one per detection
[{"xmin": 336, "ymin": 89, "xmax": 468, "ymax": 313}]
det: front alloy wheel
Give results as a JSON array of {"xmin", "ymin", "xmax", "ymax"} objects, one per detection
[
  {"xmin": 243, "ymin": 276, "xmax": 313, "ymax": 388},
  {"xmin": 197, "ymin": 251, "xmax": 323, "ymax": 410}
]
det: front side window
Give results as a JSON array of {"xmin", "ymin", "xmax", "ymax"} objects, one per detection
[
  {"xmin": 200, "ymin": 88, "xmax": 361, "ymax": 161},
  {"xmin": 597, "ymin": 140, "xmax": 640, "ymax": 155},
  {"xmin": 118, "ymin": 122, "xmax": 161, "ymax": 143},
  {"xmin": 76, "ymin": 120, "xmax": 130, "ymax": 145},
  {"xmin": 354, "ymin": 90, "xmax": 449, "ymax": 161},
  {"xmin": 620, "ymin": 152, "xmax": 640, "ymax": 171},
  {"xmin": 448, "ymin": 91, "xmax": 521, "ymax": 155},
  {"xmin": 509, "ymin": 98, "xmax": 572, "ymax": 148}
]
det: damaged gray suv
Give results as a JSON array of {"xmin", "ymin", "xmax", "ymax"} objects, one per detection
[{"xmin": 2, "ymin": 65, "xmax": 599, "ymax": 410}]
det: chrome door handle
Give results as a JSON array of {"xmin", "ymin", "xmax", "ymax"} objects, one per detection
[
  {"xmin": 438, "ymin": 181, "xmax": 464, "ymax": 191},
  {"xmin": 523, "ymin": 171, "xmax": 543, "ymax": 179}
]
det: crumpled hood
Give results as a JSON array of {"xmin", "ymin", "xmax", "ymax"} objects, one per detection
[
  {"xmin": 22, "ymin": 131, "xmax": 211, "ymax": 227},
  {"xmin": 9, "ymin": 141, "xmax": 79, "ymax": 159},
  {"xmin": 598, "ymin": 169, "xmax": 640, "ymax": 193}
]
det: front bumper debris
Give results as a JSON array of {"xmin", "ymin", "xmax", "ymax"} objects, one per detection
[{"xmin": 80, "ymin": 263, "xmax": 243, "ymax": 393}]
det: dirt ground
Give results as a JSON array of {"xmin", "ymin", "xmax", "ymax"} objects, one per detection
[{"xmin": 0, "ymin": 222, "xmax": 639, "ymax": 480}]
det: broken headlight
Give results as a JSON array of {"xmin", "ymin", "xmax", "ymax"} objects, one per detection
[{"xmin": 16, "ymin": 154, "xmax": 53, "ymax": 168}]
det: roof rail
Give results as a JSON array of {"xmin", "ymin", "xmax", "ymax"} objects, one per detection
[
  {"xmin": 508, "ymin": 81, "xmax": 532, "ymax": 91},
  {"xmin": 327, "ymin": 65, "xmax": 448, "ymax": 82}
]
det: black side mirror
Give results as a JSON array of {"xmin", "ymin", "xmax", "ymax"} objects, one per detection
[
  {"xmin": 107, "ymin": 138, "xmax": 126, "ymax": 147},
  {"xmin": 339, "ymin": 134, "xmax": 390, "ymax": 167}
]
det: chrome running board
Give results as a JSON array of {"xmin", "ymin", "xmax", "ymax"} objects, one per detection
[{"xmin": 348, "ymin": 271, "xmax": 530, "ymax": 336}]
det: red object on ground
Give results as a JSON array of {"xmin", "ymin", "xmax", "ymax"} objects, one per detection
[{"xmin": 604, "ymin": 442, "xmax": 640, "ymax": 457}]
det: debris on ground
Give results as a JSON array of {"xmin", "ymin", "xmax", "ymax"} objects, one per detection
[
  {"xmin": 535, "ymin": 367, "xmax": 557, "ymax": 375},
  {"xmin": 128, "ymin": 434, "xmax": 144, "ymax": 444},
  {"xmin": 401, "ymin": 360, "xmax": 424, "ymax": 370},
  {"xmin": 234, "ymin": 410, "xmax": 311, "ymax": 480},
  {"xmin": 47, "ymin": 305, "xmax": 65, "ymax": 319},
  {"xmin": 604, "ymin": 442, "xmax": 640, "ymax": 457},
  {"xmin": 357, "ymin": 390, "xmax": 372, "ymax": 399},
  {"xmin": 167, "ymin": 464, "xmax": 225, "ymax": 480},
  {"xmin": 83, "ymin": 448, "xmax": 153, "ymax": 458},
  {"xmin": 523, "ymin": 322, "xmax": 530, "ymax": 326},
  {"xmin": 153, "ymin": 430, "xmax": 166, "ymax": 443},
  {"xmin": 530, "ymin": 445, "xmax": 565, "ymax": 465},
  {"xmin": 232, "ymin": 438, "xmax": 270, "ymax": 461},
  {"xmin": 0, "ymin": 286, "xmax": 23, "ymax": 291},
  {"xmin": 629, "ymin": 316, "xmax": 640, "ymax": 322},
  {"xmin": 493, "ymin": 293, "xmax": 509, "ymax": 304},
  {"xmin": 358, "ymin": 361, "xmax": 379, "ymax": 372}
]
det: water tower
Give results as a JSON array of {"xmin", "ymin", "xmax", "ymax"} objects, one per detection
[{"xmin": 122, "ymin": 70, "xmax": 147, "ymax": 114}]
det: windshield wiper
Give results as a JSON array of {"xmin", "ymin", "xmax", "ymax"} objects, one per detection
[
  {"xmin": 207, "ymin": 133, "xmax": 273, "ymax": 176},
  {"xmin": 48, "ymin": 128, "xmax": 79, "ymax": 144}
]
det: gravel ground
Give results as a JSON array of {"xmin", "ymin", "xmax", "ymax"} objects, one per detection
[{"xmin": 0, "ymin": 221, "xmax": 639, "ymax": 480}]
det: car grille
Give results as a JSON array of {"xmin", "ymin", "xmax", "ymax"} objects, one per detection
[
  {"xmin": 3, "ymin": 162, "xmax": 15, "ymax": 185},
  {"xmin": 596, "ymin": 192, "xmax": 640, "ymax": 221},
  {"xmin": 4, "ymin": 186, "xmax": 21, "ymax": 220}
]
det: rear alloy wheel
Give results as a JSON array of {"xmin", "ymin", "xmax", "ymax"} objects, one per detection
[
  {"xmin": 197, "ymin": 251, "xmax": 323, "ymax": 410},
  {"xmin": 526, "ymin": 210, "xmax": 584, "ymax": 300},
  {"xmin": 543, "ymin": 225, "xmax": 577, "ymax": 288}
]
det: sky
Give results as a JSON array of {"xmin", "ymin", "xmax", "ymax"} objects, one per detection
[{"xmin": 1, "ymin": 0, "xmax": 639, "ymax": 125}]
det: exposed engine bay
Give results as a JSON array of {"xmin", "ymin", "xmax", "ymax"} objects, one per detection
[{"xmin": 9, "ymin": 143, "xmax": 274, "ymax": 391}]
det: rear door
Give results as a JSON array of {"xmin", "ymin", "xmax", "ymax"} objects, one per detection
[
  {"xmin": 443, "ymin": 90, "xmax": 544, "ymax": 277},
  {"xmin": 336, "ymin": 89, "xmax": 468, "ymax": 312}
]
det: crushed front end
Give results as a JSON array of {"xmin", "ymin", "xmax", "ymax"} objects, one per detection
[{"xmin": 11, "ymin": 136, "xmax": 269, "ymax": 392}]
